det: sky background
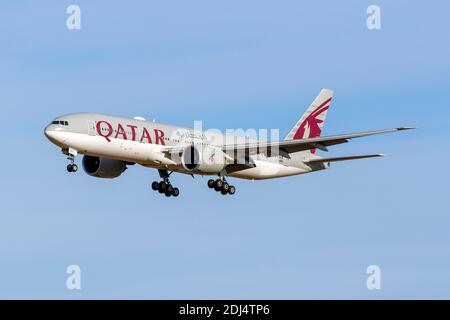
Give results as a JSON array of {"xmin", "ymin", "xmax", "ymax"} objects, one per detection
[{"xmin": 0, "ymin": 0, "xmax": 449, "ymax": 299}]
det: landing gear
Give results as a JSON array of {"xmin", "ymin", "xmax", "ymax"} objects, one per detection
[
  {"xmin": 214, "ymin": 179, "xmax": 223, "ymax": 191},
  {"xmin": 222, "ymin": 182, "xmax": 230, "ymax": 193},
  {"xmin": 207, "ymin": 178, "xmax": 236, "ymax": 196},
  {"xmin": 158, "ymin": 181, "xmax": 168, "ymax": 194},
  {"xmin": 64, "ymin": 148, "xmax": 78, "ymax": 173},
  {"xmin": 151, "ymin": 169, "xmax": 180, "ymax": 198},
  {"xmin": 172, "ymin": 188, "xmax": 180, "ymax": 197},
  {"xmin": 67, "ymin": 164, "xmax": 78, "ymax": 172}
]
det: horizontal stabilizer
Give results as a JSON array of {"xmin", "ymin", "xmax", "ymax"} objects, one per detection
[{"xmin": 305, "ymin": 154, "xmax": 385, "ymax": 164}]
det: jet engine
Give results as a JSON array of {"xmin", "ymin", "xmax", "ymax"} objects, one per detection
[
  {"xmin": 181, "ymin": 145, "xmax": 227, "ymax": 174},
  {"xmin": 82, "ymin": 155, "xmax": 127, "ymax": 179}
]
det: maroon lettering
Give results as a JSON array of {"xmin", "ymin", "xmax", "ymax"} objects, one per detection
[
  {"xmin": 154, "ymin": 129, "xmax": 165, "ymax": 145},
  {"xmin": 140, "ymin": 127, "xmax": 153, "ymax": 144},
  {"xmin": 115, "ymin": 123, "xmax": 127, "ymax": 140},
  {"xmin": 127, "ymin": 124, "xmax": 138, "ymax": 141},
  {"xmin": 96, "ymin": 121, "xmax": 113, "ymax": 142}
]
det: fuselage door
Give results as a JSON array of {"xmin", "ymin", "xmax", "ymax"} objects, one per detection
[{"xmin": 87, "ymin": 120, "xmax": 96, "ymax": 136}]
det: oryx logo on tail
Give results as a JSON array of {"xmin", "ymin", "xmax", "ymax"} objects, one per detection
[
  {"xmin": 285, "ymin": 89, "xmax": 333, "ymax": 154},
  {"xmin": 294, "ymin": 98, "xmax": 331, "ymax": 140}
]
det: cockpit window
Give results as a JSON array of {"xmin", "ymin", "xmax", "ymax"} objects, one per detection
[{"xmin": 52, "ymin": 120, "xmax": 69, "ymax": 126}]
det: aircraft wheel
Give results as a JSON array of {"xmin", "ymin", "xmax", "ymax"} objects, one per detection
[
  {"xmin": 151, "ymin": 181, "xmax": 159, "ymax": 191},
  {"xmin": 222, "ymin": 182, "xmax": 230, "ymax": 193},
  {"xmin": 166, "ymin": 184, "xmax": 173, "ymax": 193},
  {"xmin": 67, "ymin": 164, "xmax": 77, "ymax": 172},
  {"xmin": 207, "ymin": 179, "xmax": 215, "ymax": 189},
  {"xmin": 214, "ymin": 179, "xmax": 223, "ymax": 191},
  {"xmin": 164, "ymin": 190, "xmax": 172, "ymax": 197},
  {"xmin": 221, "ymin": 189, "xmax": 228, "ymax": 195},
  {"xmin": 172, "ymin": 188, "xmax": 180, "ymax": 197},
  {"xmin": 215, "ymin": 179, "xmax": 223, "ymax": 188},
  {"xmin": 158, "ymin": 181, "xmax": 167, "ymax": 193},
  {"xmin": 228, "ymin": 186, "xmax": 236, "ymax": 195}
]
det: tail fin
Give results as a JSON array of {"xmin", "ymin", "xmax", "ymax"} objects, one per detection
[{"xmin": 285, "ymin": 89, "xmax": 334, "ymax": 143}]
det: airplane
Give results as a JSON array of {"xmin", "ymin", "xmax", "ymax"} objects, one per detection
[{"xmin": 44, "ymin": 89, "xmax": 413, "ymax": 197}]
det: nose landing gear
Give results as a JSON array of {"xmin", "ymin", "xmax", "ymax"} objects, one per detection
[
  {"xmin": 64, "ymin": 148, "xmax": 78, "ymax": 173},
  {"xmin": 208, "ymin": 178, "xmax": 236, "ymax": 195},
  {"xmin": 67, "ymin": 163, "xmax": 78, "ymax": 172},
  {"xmin": 151, "ymin": 170, "xmax": 180, "ymax": 197}
]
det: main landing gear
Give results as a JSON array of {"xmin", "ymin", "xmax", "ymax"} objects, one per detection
[
  {"xmin": 64, "ymin": 148, "xmax": 78, "ymax": 173},
  {"xmin": 208, "ymin": 178, "xmax": 236, "ymax": 196},
  {"xmin": 151, "ymin": 169, "xmax": 179, "ymax": 197}
]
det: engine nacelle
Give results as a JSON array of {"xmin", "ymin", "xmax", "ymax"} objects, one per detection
[
  {"xmin": 181, "ymin": 145, "xmax": 227, "ymax": 174},
  {"xmin": 82, "ymin": 156, "xmax": 127, "ymax": 179}
]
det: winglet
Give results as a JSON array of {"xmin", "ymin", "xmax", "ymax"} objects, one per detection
[{"xmin": 398, "ymin": 126, "xmax": 416, "ymax": 131}]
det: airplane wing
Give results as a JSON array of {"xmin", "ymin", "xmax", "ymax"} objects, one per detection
[{"xmin": 221, "ymin": 127, "xmax": 414, "ymax": 155}]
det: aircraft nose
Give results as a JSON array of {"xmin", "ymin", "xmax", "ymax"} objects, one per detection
[
  {"xmin": 44, "ymin": 123, "xmax": 69, "ymax": 147},
  {"xmin": 44, "ymin": 125, "xmax": 58, "ymax": 143},
  {"xmin": 44, "ymin": 126, "xmax": 52, "ymax": 139}
]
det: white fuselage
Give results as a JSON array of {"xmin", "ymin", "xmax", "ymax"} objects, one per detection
[{"xmin": 44, "ymin": 113, "xmax": 323, "ymax": 180}]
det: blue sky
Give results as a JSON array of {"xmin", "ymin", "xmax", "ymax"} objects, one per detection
[{"xmin": 0, "ymin": 1, "xmax": 449, "ymax": 299}]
